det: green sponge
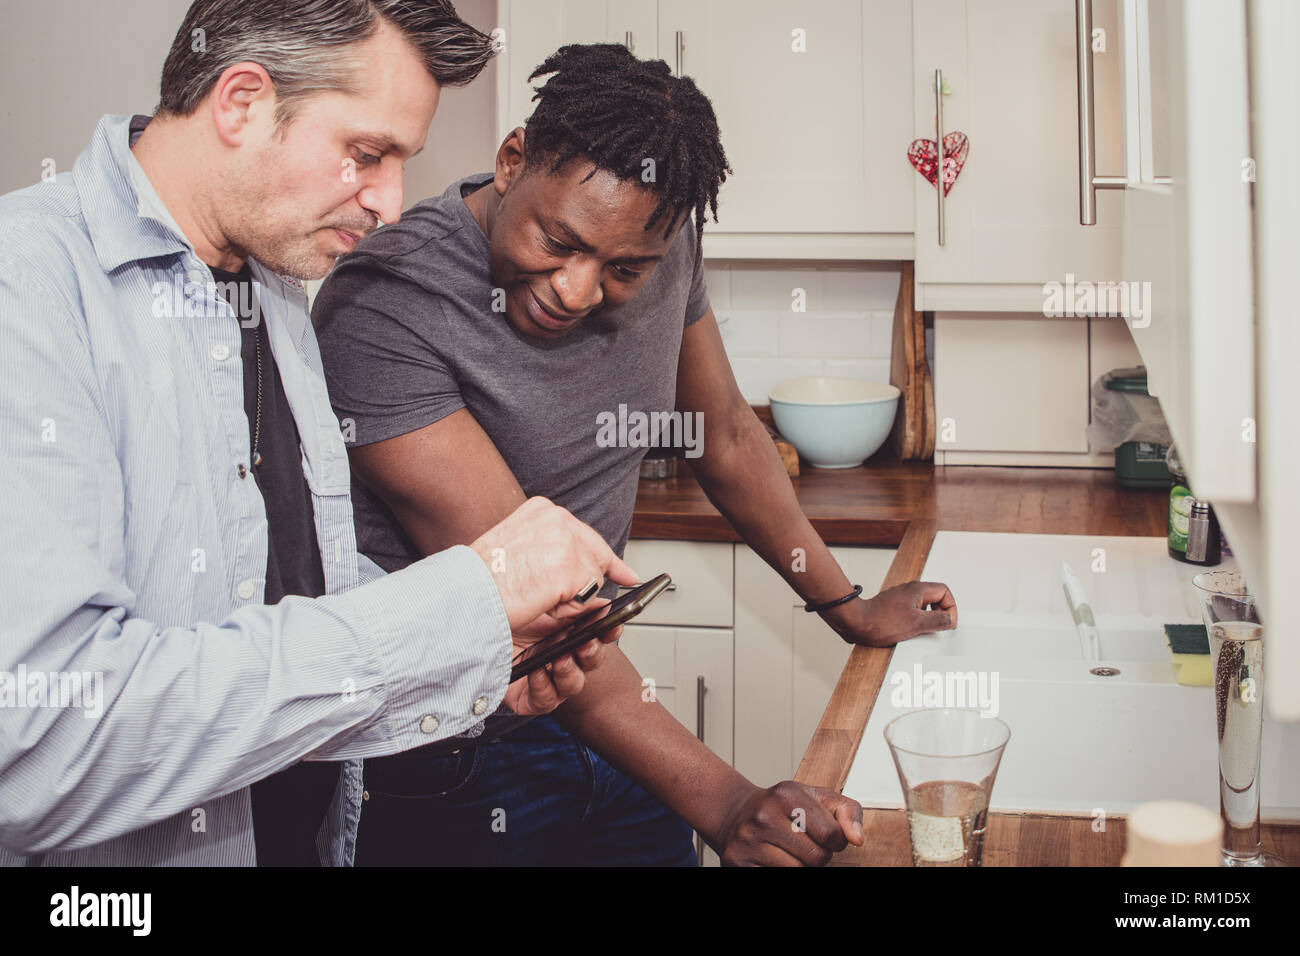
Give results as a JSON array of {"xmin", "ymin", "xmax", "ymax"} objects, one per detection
[{"xmin": 1165, "ymin": 624, "xmax": 1210, "ymax": 686}]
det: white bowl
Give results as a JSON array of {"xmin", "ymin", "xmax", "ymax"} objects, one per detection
[{"xmin": 768, "ymin": 377, "xmax": 900, "ymax": 469}]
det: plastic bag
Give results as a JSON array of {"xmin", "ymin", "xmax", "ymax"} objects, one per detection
[{"xmin": 1087, "ymin": 366, "xmax": 1172, "ymax": 452}]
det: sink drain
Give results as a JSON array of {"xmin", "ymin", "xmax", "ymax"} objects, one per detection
[{"xmin": 1090, "ymin": 666, "xmax": 1121, "ymax": 677}]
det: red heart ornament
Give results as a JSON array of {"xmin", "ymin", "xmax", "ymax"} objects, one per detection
[{"xmin": 908, "ymin": 132, "xmax": 969, "ymax": 195}]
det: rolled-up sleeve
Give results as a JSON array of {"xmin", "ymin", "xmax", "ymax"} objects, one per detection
[{"xmin": 0, "ymin": 266, "xmax": 511, "ymax": 855}]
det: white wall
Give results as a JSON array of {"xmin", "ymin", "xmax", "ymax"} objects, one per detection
[
  {"xmin": 706, "ymin": 262, "xmax": 901, "ymax": 403},
  {"xmin": 0, "ymin": 0, "xmax": 499, "ymax": 202},
  {"xmin": 0, "ymin": 0, "xmax": 189, "ymax": 193}
]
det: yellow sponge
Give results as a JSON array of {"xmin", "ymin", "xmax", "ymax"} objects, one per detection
[{"xmin": 1165, "ymin": 624, "xmax": 1211, "ymax": 687}]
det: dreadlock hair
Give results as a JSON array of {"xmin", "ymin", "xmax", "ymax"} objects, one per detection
[{"xmin": 523, "ymin": 44, "xmax": 731, "ymax": 242}]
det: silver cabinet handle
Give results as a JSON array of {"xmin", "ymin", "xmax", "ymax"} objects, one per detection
[
  {"xmin": 1075, "ymin": 0, "xmax": 1100, "ymax": 223},
  {"xmin": 934, "ymin": 68, "xmax": 946, "ymax": 246},
  {"xmin": 624, "ymin": 31, "xmax": 633, "ymax": 53},
  {"xmin": 695, "ymin": 675, "xmax": 705, "ymax": 742},
  {"xmin": 674, "ymin": 31, "xmax": 684, "ymax": 77},
  {"xmin": 695, "ymin": 674, "xmax": 706, "ymax": 865},
  {"xmin": 1075, "ymin": 0, "xmax": 1142, "ymax": 224}
]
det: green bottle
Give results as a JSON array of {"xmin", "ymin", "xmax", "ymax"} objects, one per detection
[{"xmin": 1167, "ymin": 445, "xmax": 1192, "ymax": 561}]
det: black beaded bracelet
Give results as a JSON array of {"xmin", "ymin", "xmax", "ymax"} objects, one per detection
[{"xmin": 803, "ymin": 584, "xmax": 863, "ymax": 613}]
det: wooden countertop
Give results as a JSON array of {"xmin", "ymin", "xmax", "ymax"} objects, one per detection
[
  {"xmin": 631, "ymin": 455, "xmax": 1169, "ymax": 547},
  {"xmin": 631, "ymin": 456, "xmax": 930, "ymax": 546},
  {"xmin": 631, "ymin": 456, "xmax": 1300, "ymax": 865}
]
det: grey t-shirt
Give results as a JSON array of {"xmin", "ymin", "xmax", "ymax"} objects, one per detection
[{"xmin": 313, "ymin": 173, "xmax": 710, "ymax": 581}]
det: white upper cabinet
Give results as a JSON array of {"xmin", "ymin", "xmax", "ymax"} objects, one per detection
[
  {"xmin": 911, "ymin": 0, "xmax": 1128, "ymax": 310},
  {"xmin": 656, "ymin": 0, "xmax": 915, "ymax": 257},
  {"xmin": 496, "ymin": 1, "xmax": 658, "ymax": 136},
  {"xmin": 496, "ymin": 1, "xmax": 916, "ymax": 259},
  {"xmin": 1121, "ymin": 0, "xmax": 1254, "ymax": 505}
]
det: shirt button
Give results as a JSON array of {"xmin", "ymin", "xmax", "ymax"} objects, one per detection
[
  {"xmin": 210, "ymin": 344, "xmax": 231, "ymax": 362},
  {"xmin": 419, "ymin": 715, "xmax": 440, "ymax": 734},
  {"xmin": 472, "ymin": 696, "xmax": 489, "ymax": 716},
  {"xmin": 187, "ymin": 269, "xmax": 207, "ymax": 285},
  {"xmin": 237, "ymin": 463, "xmax": 248, "ymax": 479},
  {"xmin": 236, "ymin": 579, "xmax": 256, "ymax": 600}
]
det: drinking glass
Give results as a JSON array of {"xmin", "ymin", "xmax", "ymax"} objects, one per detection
[
  {"xmin": 884, "ymin": 708, "xmax": 1010, "ymax": 867},
  {"xmin": 1191, "ymin": 570, "xmax": 1277, "ymax": 866}
]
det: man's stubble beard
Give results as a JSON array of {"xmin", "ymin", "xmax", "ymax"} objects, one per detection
[{"xmin": 231, "ymin": 207, "xmax": 333, "ymax": 281}]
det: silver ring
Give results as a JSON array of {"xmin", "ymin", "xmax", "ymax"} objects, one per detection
[{"xmin": 576, "ymin": 577, "xmax": 601, "ymax": 603}]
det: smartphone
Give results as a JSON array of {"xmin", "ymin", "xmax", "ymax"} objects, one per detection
[{"xmin": 509, "ymin": 573, "xmax": 672, "ymax": 683}]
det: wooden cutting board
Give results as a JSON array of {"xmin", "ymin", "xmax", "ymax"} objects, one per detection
[{"xmin": 888, "ymin": 262, "xmax": 935, "ymax": 460}]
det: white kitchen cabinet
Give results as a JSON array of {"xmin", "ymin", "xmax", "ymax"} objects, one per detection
[
  {"xmin": 619, "ymin": 538, "xmax": 896, "ymax": 849},
  {"xmin": 911, "ymin": 0, "xmax": 1129, "ymax": 310},
  {"xmin": 1120, "ymin": 0, "xmax": 1254, "ymax": 506},
  {"xmin": 932, "ymin": 313, "xmax": 1091, "ymax": 463},
  {"xmin": 619, "ymin": 539, "xmax": 734, "ymax": 866},
  {"xmin": 1119, "ymin": 0, "xmax": 1300, "ymax": 719},
  {"xmin": 1250, "ymin": 0, "xmax": 1300, "ymax": 720},
  {"xmin": 618, "ymin": 623, "xmax": 733, "ymax": 866},
  {"xmin": 496, "ymin": 1, "xmax": 656, "ymax": 136},
  {"xmin": 657, "ymin": 0, "xmax": 915, "ymax": 257},
  {"xmin": 620, "ymin": 538, "xmax": 733, "ymax": 627},
  {"xmin": 928, "ymin": 311, "xmax": 1145, "ymax": 466},
  {"xmin": 495, "ymin": 1, "xmax": 916, "ymax": 259},
  {"xmin": 733, "ymin": 544, "xmax": 897, "ymax": 785}
]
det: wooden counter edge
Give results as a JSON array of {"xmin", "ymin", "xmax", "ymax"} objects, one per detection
[{"xmin": 794, "ymin": 518, "xmax": 938, "ymax": 792}]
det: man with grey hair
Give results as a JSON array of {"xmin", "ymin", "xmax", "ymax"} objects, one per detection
[{"xmin": 0, "ymin": 0, "xmax": 632, "ymax": 867}]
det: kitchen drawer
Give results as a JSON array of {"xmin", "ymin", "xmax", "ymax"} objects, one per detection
[{"xmin": 622, "ymin": 540, "xmax": 733, "ymax": 628}]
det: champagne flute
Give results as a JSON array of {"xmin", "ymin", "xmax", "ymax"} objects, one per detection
[{"xmin": 1190, "ymin": 570, "xmax": 1278, "ymax": 866}]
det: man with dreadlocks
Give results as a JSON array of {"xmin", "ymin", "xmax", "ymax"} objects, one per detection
[{"xmin": 314, "ymin": 43, "xmax": 956, "ymax": 866}]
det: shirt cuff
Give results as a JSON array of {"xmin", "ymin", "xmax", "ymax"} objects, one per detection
[{"xmin": 317, "ymin": 544, "xmax": 512, "ymax": 757}]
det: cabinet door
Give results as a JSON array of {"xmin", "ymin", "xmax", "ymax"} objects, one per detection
[
  {"xmin": 1121, "ymin": 0, "xmax": 1254, "ymax": 504},
  {"xmin": 618, "ymin": 623, "xmax": 733, "ymax": 865},
  {"xmin": 791, "ymin": 547, "xmax": 898, "ymax": 764},
  {"xmin": 622, "ymin": 539, "xmax": 733, "ymax": 628},
  {"xmin": 497, "ymin": 0, "xmax": 658, "ymax": 137},
  {"xmin": 912, "ymin": 0, "xmax": 1127, "ymax": 305},
  {"xmin": 1251, "ymin": 0, "xmax": 1300, "ymax": 719},
  {"xmin": 734, "ymin": 545, "xmax": 896, "ymax": 785},
  {"xmin": 932, "ymin": 313, "xmax": 1090, "ymax": 455},
  {"xmin": 656, "ymin": 0, "xmax": 914, "ymax": 236}
]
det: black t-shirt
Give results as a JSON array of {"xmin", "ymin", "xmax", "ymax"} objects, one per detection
[{"xmin": 210, "ymin": 265, "xmax": 338, "ymax": 866}]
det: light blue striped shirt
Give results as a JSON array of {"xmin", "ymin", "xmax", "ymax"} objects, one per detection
[{"xmin": 0, "ymin": 114, "xmax": 513, "ymax": 865}]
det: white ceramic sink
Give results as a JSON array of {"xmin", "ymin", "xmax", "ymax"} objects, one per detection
[{"xmin": 842, "ymin": 532, "xmax": 1300, "ymax": 819}]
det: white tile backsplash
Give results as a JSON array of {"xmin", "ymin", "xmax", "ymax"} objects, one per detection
[
  {"xmin": 825, "ymin": 358, "xmax": 894, "ymax": 382},
  {"xmin": 717, "ymin": 311, "xmax": 780, "ymax": 357},
  {"xmin": 706, "ymin": 262, "xmax": 901, "ymax": 402},
  {"xmin": 777, "ymin": 313, "xmax": 871, "ymax": 358},
  {"xmin": 727, "ymin": 267, "xmax": 820, "ymax": 311},
  {"xmin": 869, "ymin": 312, "xmax": 896, "ymax": 357},
  {"xmin": 728, "ymin": 358, "xmax": 826, "ymax": 404}
]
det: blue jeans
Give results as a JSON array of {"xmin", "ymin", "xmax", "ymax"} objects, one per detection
[{"xmin": 355, "ymin": 715, "xmax": 697, "ymax": 866}]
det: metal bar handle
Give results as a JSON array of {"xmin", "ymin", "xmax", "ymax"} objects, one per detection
[
  {"xmin": 1077, "ymin": 0, "xmax": 1150, "ymax": 224},
  {"xmin": 695, "ymin": 674, "xmax": 706, "ymax": 866},
  {"xmin": 695, "ymin": 675, "xmax": 705, "ymax": 742},
  {"xmin": 675, "ymin": 31, "xmax": 684, "ymax": 77},
  {"xmin": 1076, "ymin": 0, "xmax": 1099, "ymax": 224},
  {"xmin": 624, "ymin": 31, "xmax": 633, "ymax": 52},
  {"xmin": 935, "ymin": 68, "xmax": 946, "ymax": 246}
]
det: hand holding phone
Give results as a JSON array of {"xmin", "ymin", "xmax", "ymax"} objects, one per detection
[
  {"xmin": 500, "ymin": 574, "xmax": 671, "ymax": 717},
  {"xmin": 510, "ymin": 574, "xmax": 672, "ymax": 682}
]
